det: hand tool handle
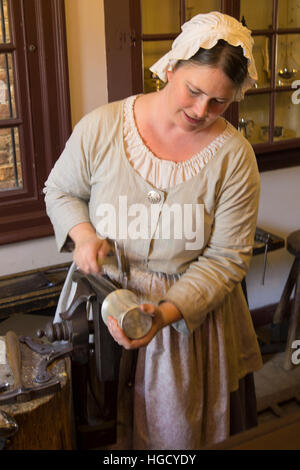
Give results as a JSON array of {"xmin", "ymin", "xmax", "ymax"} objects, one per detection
[{"xmin": 5, "ymin": 331, "xmax": 22, "ymax": 390}]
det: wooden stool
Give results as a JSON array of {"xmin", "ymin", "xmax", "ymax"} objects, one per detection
[{"xmin": 273, "ymin": 230, "xmax": 300, "ymax": 370}]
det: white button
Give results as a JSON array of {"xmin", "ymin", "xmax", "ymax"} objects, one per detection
[{"xmin": 147, "ymin": 190, "xmax": 161, "ymax": 204}]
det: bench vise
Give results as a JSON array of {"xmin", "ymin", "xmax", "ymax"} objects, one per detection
[{"xmin": 21, "ymin": 270, "xmax": 124, "ymax": 449}]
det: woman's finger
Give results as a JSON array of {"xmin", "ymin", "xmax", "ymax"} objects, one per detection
[
  {"xmin": 98, "ymin": 239, "xmax": 113, "ymax": 259},
  {"xmin": 106, "ymin": 316, "xmax": 132, "ymax": 348},
  {"xmin": 106, "ymin": 314, "xmax": 157, "ymax": 350}
]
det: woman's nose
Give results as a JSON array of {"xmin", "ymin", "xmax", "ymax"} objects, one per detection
[{"xmin": 193, "ymin": 96, "xmax": 209, "ymax": 118}]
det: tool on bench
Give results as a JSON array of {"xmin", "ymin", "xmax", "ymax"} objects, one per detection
[
  {"xmin": 19, "ymin": 336, "xmax": 73, "ymax": 384},
  {"xmin": 0, "ymin": 331, "xmax": 60, "ymax": 405},
  {"xmin": 15, "ymin": 271, "xmax": 102, "ymax": 385}
]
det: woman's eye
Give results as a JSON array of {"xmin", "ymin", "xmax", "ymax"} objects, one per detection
[
  {"xmin": 188, "ymin": 87, "xmax": 199, "ymax": 96},
  {"xmin": 212, "ymin": 98, "xmax": 226, "ymax": 105}
]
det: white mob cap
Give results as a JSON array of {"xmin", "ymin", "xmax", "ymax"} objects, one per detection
[{"xmin": 149, "ymin": 11, "xmax": 258, "ymax": 101}]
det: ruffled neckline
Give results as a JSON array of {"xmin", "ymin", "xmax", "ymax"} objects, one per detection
[{"xmin": 123, "ymin": 94, "xmax": 235, "ymax": 190}]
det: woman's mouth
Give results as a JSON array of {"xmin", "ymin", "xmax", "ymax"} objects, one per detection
[{"xmin": 183, "ymin": 111, "xmax": 205, "ymax": 125}]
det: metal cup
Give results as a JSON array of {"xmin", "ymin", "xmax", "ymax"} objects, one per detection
[{"xmin": 101, "ymin": 289, "xmax": 152, "ymax": 339}]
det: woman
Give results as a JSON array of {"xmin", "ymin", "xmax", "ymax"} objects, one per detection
[{"xmin": 44, "ymin": 12, "xmax": 263, "ymax": 449}]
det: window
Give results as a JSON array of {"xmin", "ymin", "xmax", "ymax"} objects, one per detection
[
  {"xmin": 0, "ymin": 0, "xmax": 71, "ymax": 245},
  {"xmin": 0, "ymin": 0, "xmax": 20, "ymax": 191}
]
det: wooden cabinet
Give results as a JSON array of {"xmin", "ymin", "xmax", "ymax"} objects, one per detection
[
  {"xmin": 104, "ymin": 0, "xmax": 300, "ymax": 171},
  {"xmin": 239, "ymin": 0, "xmax": 300, "ymax": 171}
]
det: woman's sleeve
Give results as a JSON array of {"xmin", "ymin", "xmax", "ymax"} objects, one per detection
[
  {"xmin": 43, "ymin": 117, "xmax": 93, "ymax": 252},
  {"xmin": 161, "ymin": 141, "xmax": 261, "ymax": 333}
]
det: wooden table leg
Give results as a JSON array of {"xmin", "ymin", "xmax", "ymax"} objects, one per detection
[
  {"xmin": 273, "ymin": 258, "xmax": 299, "ymax": 325},
  {"xmin": 284, "ymin": 269, "xmax": 300, "ymax": 370}
]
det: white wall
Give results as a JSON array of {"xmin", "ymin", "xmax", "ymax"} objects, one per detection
[
  {"xmin": 1, "ymin": 1, "xmax": 299, "ymax": 313},
  {"xmin": 247, "ymin": 166, "xmax": 300, "ymax": 310},
  {"xmin": 64, "ymin": 0, "xmax": 108, "ymax": 127}
]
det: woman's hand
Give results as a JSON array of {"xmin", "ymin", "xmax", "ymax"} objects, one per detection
[
  {"xmin": 106, "ymin": 301, "xmax": 182, "ymax": 350},
  {"xmin": 69, "ymin": 222, "xmax": 112, "ymax": 274}
]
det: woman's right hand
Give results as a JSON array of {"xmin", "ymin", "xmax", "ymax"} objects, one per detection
[{"xmin": 69, "ymin": 222, "xmax": 112, "ymax": 274}]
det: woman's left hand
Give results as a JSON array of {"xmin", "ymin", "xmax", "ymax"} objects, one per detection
[{"xmin": 106, "ymin": 301, "xmax": 182, "ymax": 350}]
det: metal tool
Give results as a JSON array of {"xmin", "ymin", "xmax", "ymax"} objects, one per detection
[
  {"xmin": 0, "ymin": 331, "xmax": 60, "ymax": 405},
  {"xmin": 0, "ymin": 383, "xmax": 9, "ymax": 393},
  {"xmin": 20, "ymin": 336, "xmax": 73, "ymax": 384},
  {"xmin": 0, "ymin": 410, "xmax": 18, "ymax": 450},
  {"xmin": 261, "ymin": 233, "xmax": 270, "ymax": 285},
  {"xmin": 22, "ymin": 272, "xmax": 101, "ymax": 386},
  {"xmin": 238, "ymin": 117, "xmax": 254, "ymax": 139},
  {"xmin": 114, "ymin": 241, "xmax": 128, "ymax": 289}
]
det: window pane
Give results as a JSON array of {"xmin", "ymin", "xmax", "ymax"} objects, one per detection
[
  {"xmin": 240, "ymin": 0, "xmax": 273, "ymax": 30},
  {"xmin": 239, "ymin": 94, "xmax": 270, "ymax": 144},
  {"xmin": 0, "ymin": 0, "xmax": 11, "ymax": 44},
  {"xmin": 142, "ymin": 0, "xmax": 180, "ymax": 34},
  {"xmin": 253, "ymin": 36, "xmax": 271, "ymax": 88},
  {"xmin": 0, "ymin": 127, "xmax": 22, "ymax": 190},
  {"xmin": 0, "ymin": 53, "xmax": 16, "ymax": 119},
  {"xmin": 185, "ymin": 0, "xmax": 221, "ymax": 20},
  {"xmin": 143, "ymin": 40, "xmax": 173, "ymax": 93},
  {"xmin": 275, "ymin": 90, "xmax": 300, "ymax": 140},
  {"xmin": 278, "ymin": 0, "xmax": 300, "ymax": 28},
  {"xmin": 276, "ymin": 34, "xmax": 300, "ymax": 87}
]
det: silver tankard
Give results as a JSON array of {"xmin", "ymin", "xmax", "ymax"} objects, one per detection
[{"xmin": 101, "ymin": 289, "xmax": 153, "ymax": 339}]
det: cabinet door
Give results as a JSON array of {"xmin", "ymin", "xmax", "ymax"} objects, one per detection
[
  {"xmin": 142, "ymin": 0, "xmax": 221, "ymax": 93},
  {"xmin": 239, "ymin": 0, "xmax": 300, "ymax": 170},
  {"xmin": 104, "ymin": 0, "xmax": 300, "ymax": 171}
]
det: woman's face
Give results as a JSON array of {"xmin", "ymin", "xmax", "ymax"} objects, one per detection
[{"xmin": 165, "ymin": 63, "xmax": 237, "ymax": 132}]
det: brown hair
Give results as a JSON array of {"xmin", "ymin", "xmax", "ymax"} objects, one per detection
[{"xmin": 174, "ymin": 39, "xmax": 248, "ymax": 88}]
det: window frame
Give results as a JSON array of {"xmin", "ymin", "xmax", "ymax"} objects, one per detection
[{"xmin": 0, "ymin": 0, "xmax": 71, "ymax": 245}]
